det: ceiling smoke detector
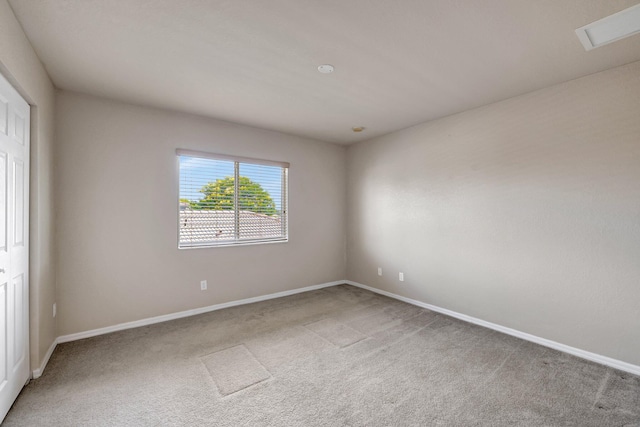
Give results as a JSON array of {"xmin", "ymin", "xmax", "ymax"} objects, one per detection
[{"xmin": 317, "ymin": 64, "xmax": 334, "ymax": 74}]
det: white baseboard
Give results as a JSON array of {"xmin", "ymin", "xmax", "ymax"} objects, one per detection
[
  {"xmin": 32, "ymin": 337, "xmax": 58, "ymax": 379},
  {"xmin": 34, "ymin": 279, "xmax": 640, "ymax": 379},
  {"xmin": 57, "ymin": 280, "xmax": 344, "ymax": 344},
  {"xmin": 345, "ymin": 280, "xmax": 640, "ymax": 376}
]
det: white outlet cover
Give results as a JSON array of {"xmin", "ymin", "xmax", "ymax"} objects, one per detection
[
  {"xmin": 377, "ymin": 267, "xmax": 382, "ymax": 276},
  {"xmin": 200, "ymin": 280, "xmax": 207, "ymax": 290},
  {"xmin": 399, "ymin": 272, "xmax": 404, "ymax": 282}
]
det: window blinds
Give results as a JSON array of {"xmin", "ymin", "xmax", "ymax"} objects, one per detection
[{"xmin": 177, "ymin": 149, "xmax": 288, "ymax": 248}]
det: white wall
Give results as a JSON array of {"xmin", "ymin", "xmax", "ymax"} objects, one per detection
[
  {"xmin": 0, "ymin": 0, "xmax": 57, "ymax": 372},
  {"xmin": 55, "ymin": 91, "xmax": 346, "ymax": 336},
  {"xmin": 347, "ymin": 61, "xmax": 640, "ymax": 366}
]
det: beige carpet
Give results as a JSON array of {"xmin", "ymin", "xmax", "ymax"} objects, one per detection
[{"xmin": 5, "ymin": 285, "xmax": 640, "ymax": 426}]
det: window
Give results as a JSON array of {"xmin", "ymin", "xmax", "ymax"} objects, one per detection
[{"xmin": 177, "ymin": 149, "xmax": 288, "ymax": 248}]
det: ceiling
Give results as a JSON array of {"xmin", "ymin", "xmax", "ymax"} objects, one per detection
[{"xmin": 8, "ymin": 0, "xmax": 640, "ymax": 144}]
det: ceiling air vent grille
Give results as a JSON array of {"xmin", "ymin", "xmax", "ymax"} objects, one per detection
[{"xmin": 576, "ymin": 3, "xmax": 640, "ymax": 51}]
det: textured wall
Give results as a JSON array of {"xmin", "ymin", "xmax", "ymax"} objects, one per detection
[
  {"xmin": 55, "ymin": 91, "xmax": 347, "ymax": 336},
  {"xmin": 0, "ymin": 0, "xmax": 57, "ymax": 372},
  {"xmin": 347, "ymin": 61, "xmax": 640, "ymax": 365}
]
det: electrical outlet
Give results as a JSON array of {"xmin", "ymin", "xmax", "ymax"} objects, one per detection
[
  {"xmin": 53, "ymin": 303, "xmax": 57, "ymax": 318},
  {"xmin": 200, "ymin": 280, "xmax": 207, "ymax": 291},
  {"xmin": 377, "ymin": 267, "xmax": 382, "ymax": 276},
  {"xmin": 399, "ymin": 272, "xmax": 404, "ymax": 282}
]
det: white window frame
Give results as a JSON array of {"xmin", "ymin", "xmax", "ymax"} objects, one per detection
[{"xmin": 177, "ymin": 149, "xmax": 289, "ymax": 249}]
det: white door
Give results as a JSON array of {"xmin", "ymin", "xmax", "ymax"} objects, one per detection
[{"xmin": 0, "ymin": 71, "xmax": 30, "ymax": 421}]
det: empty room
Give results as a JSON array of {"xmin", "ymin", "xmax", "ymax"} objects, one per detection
[{"xmin": 0, "ymin": 0, "xmax": 639, "ymax": 425}]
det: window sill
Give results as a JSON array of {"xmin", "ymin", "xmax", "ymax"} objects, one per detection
[{"xmin": 178, "ymin": 238, "xmax": 288, "ymax": 250}]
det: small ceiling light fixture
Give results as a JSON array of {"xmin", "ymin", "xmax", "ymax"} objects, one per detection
[
  {"xmin": 352, "ymin": 126, "xmax": 365, "ymax": 133},
  {"xmin": 317, "ymin": 64, "xmax": 335, "ymax": 74},
  {"xmin": 575, "ymin": 3, "xmax": 640, "ymax": 51}
]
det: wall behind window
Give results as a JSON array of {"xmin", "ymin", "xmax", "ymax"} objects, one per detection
[
  {"xmin": 347, "ymin": 60, "xmax": 640, "ymax": 366},
  {"xmin": 55, "ymin": 91, "xmax": 346, "ymax": 336}
]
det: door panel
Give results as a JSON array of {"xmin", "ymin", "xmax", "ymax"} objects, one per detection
[
  {"xmin": 12, "ymin": 113, "xmax": 24, "ymax": 146},
  {"xmin": 0, "ymin": 96, "xmax": 7, "ymax": 136},
  {"xmin": 0, "ymin": 153, "xmax": 6, "ymax": 252},
  {"xmin": 0, "ymin": 282, "xmax": 6, "ymax": 388},
  {"xmin": 12, "ymin": 274, "xmax": 24, "ymax": 369},
  {"xmin": 12, "ymin": 159, "xmax": 23, "ymax": 247}
]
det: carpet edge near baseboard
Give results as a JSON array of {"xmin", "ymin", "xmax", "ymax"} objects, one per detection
[
  {"xmin": 344, "ymin": 280, "xmax": 640, "ymax": 377},
  {"xmin": 34, "ymin": 279, "xmax": 640, "ymax": 379},
  {"xmin": 32, "ymin": 337, "xmax": 58, "ymax": 379},
  {"xmin": 34, "ymin": 280, "xmax": 345, "ymax": 378},
  {"xmin": 57, "ymin": 280, "xmax": 346, "ymax": 344}
]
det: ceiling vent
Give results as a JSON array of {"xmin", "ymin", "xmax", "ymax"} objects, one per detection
[{"xmin": 576, "ymin": 3, "xmax": 640, "ymax": 50}]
